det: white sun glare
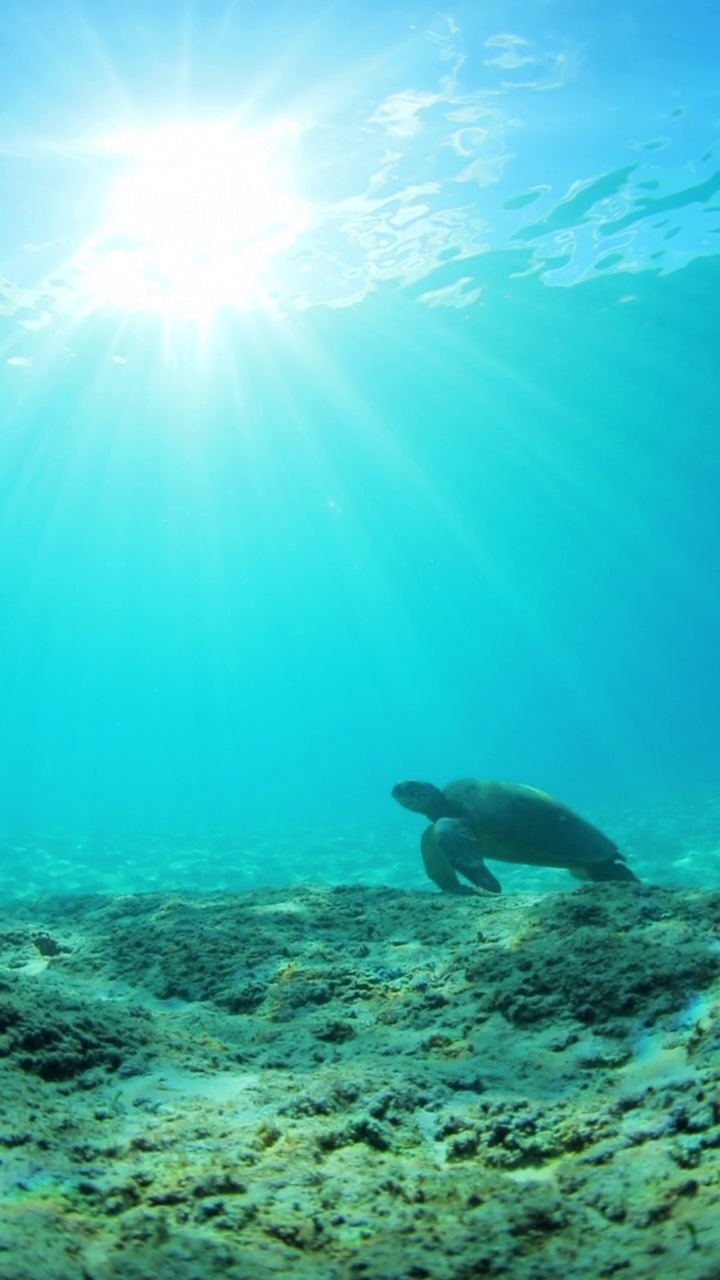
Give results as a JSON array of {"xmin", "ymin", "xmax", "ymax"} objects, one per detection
[{"xmin": 96, "ymin": 120, "xmax": 307, "ymax": 320}]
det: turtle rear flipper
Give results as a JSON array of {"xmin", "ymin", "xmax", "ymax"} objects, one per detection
[{"xmin": 570, "ymin": 860, "xmax": 640, "ymax": 884}]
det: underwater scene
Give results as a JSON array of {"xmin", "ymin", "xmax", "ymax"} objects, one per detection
[{"xmin": 1, "ymin": 0, "xmax": 720, "ymax": 1276}]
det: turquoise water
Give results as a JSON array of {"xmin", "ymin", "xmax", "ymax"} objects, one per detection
[{"xmin": 1, "ymin": 0, "xmax": 719, "ymax": 894}]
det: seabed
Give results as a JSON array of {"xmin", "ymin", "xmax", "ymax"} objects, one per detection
[{"xmin": 1, "ymin": 881, "xmax": 719, "ymax": 1278}]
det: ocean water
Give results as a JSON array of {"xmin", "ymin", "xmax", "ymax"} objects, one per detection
[
  {"xmin": 1, "ymin": 0, "xmax": 720, "ymax": 898},
  {"xmin": 4, "ymin": 13, "xmax": 720, "ymax": 1278}
]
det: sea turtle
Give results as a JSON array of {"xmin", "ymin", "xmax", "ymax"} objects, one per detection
[{"xmin": 391, "ymin": 777, "xmax": 639, "ymax": 895}]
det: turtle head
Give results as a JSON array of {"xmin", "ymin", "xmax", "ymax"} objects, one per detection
[{"xmin": 391, "ymin": 780, "xmax": 448, "ymax": 822}]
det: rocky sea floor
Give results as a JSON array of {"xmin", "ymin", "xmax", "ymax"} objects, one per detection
[{"xmin": 1, "ymin": 875, "xmax": 720, "ymax": 1279}]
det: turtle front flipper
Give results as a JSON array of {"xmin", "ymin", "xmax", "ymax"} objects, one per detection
[
  {"xmin": 420, "ymin": 826, "xmax": 477, "ymax": 895},
  {"xmin": 432, "ymin": 818, "xmax": 502, "ymax": 894}
]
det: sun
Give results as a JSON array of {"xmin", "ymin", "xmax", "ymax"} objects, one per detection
[{"xmin": 95, "ymin": 120, "xmax": 307, "ymax": 320}]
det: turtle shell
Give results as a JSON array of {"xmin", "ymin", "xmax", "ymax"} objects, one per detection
[{"xmin": 441, "ymin": 779, "xmax": 621, "ymax": 869}]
